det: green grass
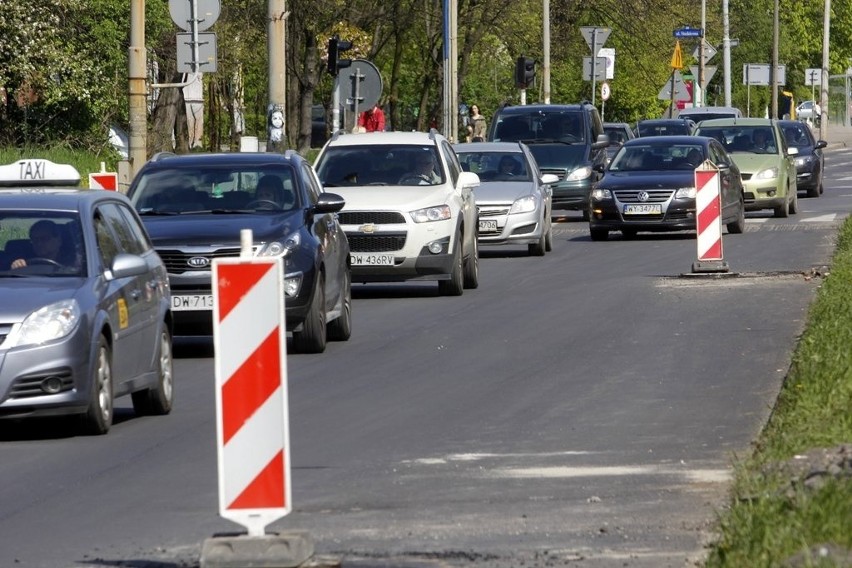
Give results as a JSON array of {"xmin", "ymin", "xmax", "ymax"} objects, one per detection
[
  {"xmin": 705, "ymin": 217, "xmax": 852, "ymax": 567},
  {"xmin": 0, "ymin": 146, "xmax": 121, "ymax": 188}
]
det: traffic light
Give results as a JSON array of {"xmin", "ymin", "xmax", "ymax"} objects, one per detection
[
  {"xmin": 327, "ymin": 35, "xmax": 353, "ymax": 76},
  {"xmin": 515, "ymin": 56, "xmax": 536, "ymax": 88}
]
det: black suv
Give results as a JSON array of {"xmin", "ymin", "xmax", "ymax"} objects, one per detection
[
  {"xmin": 126, "ymin": 151, "xmax": 351, "ymax": 354},
  {"xmin": 487, "ymin": 103, "xmax": 609, "ymax": 218}
]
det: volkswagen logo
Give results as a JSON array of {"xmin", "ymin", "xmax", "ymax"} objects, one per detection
[
  {"xmin": 187, "ymin": 256, "xmax": 211, "ymax": 268},
  {"xmin": 637, "ymin": 191, "xmax": 650, "ymax": 202}
]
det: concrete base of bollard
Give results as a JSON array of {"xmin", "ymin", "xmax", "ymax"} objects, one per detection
[
  {"xmin": 200, "ymin": 530, "xmax": 314, "ymax": 568},
  {"xmin": 691, "ymin": 260, "xmax": 730, "ymax": 274}
]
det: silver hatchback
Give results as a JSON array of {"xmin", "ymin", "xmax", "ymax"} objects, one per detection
[{"xmin": 0, "ymin": 160, "xmax": 173, "ymax": 435}]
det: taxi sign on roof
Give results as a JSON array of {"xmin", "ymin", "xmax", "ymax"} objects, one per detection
[{"xmin": 0, "ymin": 159, "xmax": 81, "ymax": 187}]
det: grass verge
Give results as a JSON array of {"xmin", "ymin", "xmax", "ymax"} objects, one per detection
[{"xmin": 705, "ymin": 217, "xmax": 852, "ymax": 566}]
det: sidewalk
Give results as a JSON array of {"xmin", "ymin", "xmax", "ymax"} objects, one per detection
[{"xmin": 823, "ymin": 122, "xmax": 852, "ymax": 151}]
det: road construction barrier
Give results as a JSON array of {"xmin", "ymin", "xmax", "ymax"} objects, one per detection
[{"xmin": 692, "ymin": 160, "xmax": 729, "ymax": 273}]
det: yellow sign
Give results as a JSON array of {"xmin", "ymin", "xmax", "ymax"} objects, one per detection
[
  {"xmin": 117, "ymin": 298, "xmax": 129, "ymax": 329},
  {"xmin": 671, "ymin": 41, "xmax": 683, "ymax": 69}
]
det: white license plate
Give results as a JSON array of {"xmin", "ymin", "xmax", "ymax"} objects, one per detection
[
  {"xmin": 171, "ymin": 294, "xmax": 214, "ymax": 311},
  {"xmin": 479, "ymin": 219, "xmax": 498, "ymax": 232},
  {"xmin": 623, "ymin": 204, "xmax": 662, "ymax": 215},
  {"xmin": 351, "ymin": 253, "xmax": 395, "ymax": 266}
]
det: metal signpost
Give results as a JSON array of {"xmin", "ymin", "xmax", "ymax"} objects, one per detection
[{"xmin": 580, "ymin": 27, "xmax": 611, "ymax": 107}]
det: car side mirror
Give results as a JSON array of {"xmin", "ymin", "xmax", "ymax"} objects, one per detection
[
  {"xmin": 540, "ymin": 173, "xmax": 559, "ymax": 185},
  {"xmin": 592, "ymin": 134, "xmax": 610, "ymax": 149},
  {"xmin": 110, "ymin": 253, "xmax": 148, "ymax": 280},
  {"xmin": 815, "ymin": 140, "xmax": 828, "ymax": 150},
  {"xmin": 315, "ymin": 192, "xmax": 346, "ymax": 214},
  {"xmin": 787, "ymin": 147, "xmax": 799, "ymax": 156},
  {"xmin": 593, "ymin": 163, "xmax": 606, "ymax": 173},
  {"xmin": 459, "ymin": 171, "xmax": 480, "ymax": 189}
]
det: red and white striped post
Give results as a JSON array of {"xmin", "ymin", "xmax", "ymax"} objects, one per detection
[
  {"xmin": 212, "ymin": 251, "xmax": 290, "ymax": 537},
  {"xmin": 692, "ymin": 160, "xmax": 730, "ymax": 273}
]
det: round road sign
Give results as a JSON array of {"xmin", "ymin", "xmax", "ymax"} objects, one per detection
[
  {"xmin": 601, "ymin": 82, "xmax": 611, "ymax": 101},
  {"xmin": 169, "ymin": 0, "xmax": 220, "ymax": 32}
]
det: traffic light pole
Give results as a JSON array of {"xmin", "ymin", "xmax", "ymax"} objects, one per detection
[{"xmin": 590, "ymin": 29, "xmax": 598, "ymax": 107}]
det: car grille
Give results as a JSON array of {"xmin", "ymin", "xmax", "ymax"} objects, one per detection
[
  {"xmin": 157, "ymin": 247, "xmax": 243, "ymax": 274},
  {"xmin": 345, "ymin": 233, "xmax": 407, "ymax": 252},
  {"xmin": 338, "ymin": 211, "xmax": 406, "ymax": 224},
  {"xmin": 9, "ymin": 370, "xmax": 74, "ymax": 398},
  {"xmin": 614, "ymin": 189, "xmax": 674, "ymax": 203},
  {"xmin": 539, "ymin": 168, "xmax": 566, "ymax": 181},
  {"xmin": 478, "ymin": 205, "xmax": 511, "ymax": 217}
]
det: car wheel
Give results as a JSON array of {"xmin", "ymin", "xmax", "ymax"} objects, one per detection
[
  {"xmin": 544, "ymin": 218, "xmax": 553, "ymax": 252},
  {"xmin": 581, "ymin": 208, "xmax": 590, "ymax": 222},
  {"xmin": 773, "ymin": 198, "xmax": 790, "ymax": 218},
  {"xmin": 462, "ymin": 231, "xmax": 479, "ymax": 289},
  {"xmin": 326, "ymin": 269, "xmax": 352, "ymax": 342},
  {"xmin": 292, "ymin": 273, "xmax": 327, "ymax": 353},
  {"xmin": 789, "ymin": 186, "xmax": 799, "ymax": 214},
  {"xmin": 132, "ymin": 327, "xmax": 174, "ymax": 415},
  {"xmin": 81, "ymin": 336, "xmax": 113, "ymax": 435},
  {"xmin": 819, "ymin": 178, "xmax": 824, "ymax": 194},
  {"xmin": 438, "ymin": 235, "xmax": 464, "ymax": 296},
  {"xmin": 726, "ymin": 200, "xmax": 746, "ymax": 234},
  {"xmin": 529, "ymin": 228, "xmax": 546, "ymax": 256},
  {"xmin": 807, "ymin": 182, "xmax": 820, "ymax": 198},
  {"xmin": 589, "ymin": 227, "xmax": 609, "ymax": 241}
]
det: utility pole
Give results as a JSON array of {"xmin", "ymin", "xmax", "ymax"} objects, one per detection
[
  {"xmin": 820, "ymin": 0, "xmax": 830, "ymax": 140},
  {"xmin": 128, "ymin": 0, "xmax": 147, "ymax": 182},
  {"xmin": 543, "ymin": 0, "xmax": 551, "ymax": 104},
  {"xmin": 697, "ymin": 0, "xmax": 705, "ymax": 107},
  {"xmin": 723, "ymin": 0, "xmax": 731, "ymax": 106},
  {"xmin": 771, "ymin": 0, "xmax": 779, "ymax": 118},
  {"xmin": 267, "ymin": 0, "xmax": 287, "ymax": 153}
]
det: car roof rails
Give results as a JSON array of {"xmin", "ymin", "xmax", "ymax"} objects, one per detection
[{"xmin": 150, "ymin": 152, "xmax": 177, "ymax": 162}]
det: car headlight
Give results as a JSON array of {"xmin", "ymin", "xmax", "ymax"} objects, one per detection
[
  {"xmin": 410, "ymin": 205, "xmax": 452, "ymax": 223},
  {"xmin": 566, "ymin": 166, "xmax": 593, "ymax": 181},
  {"xmin": 258, "ymin": 233, "xmax": 301, "ymax": 258},
  {"xmin": 675, "ymin": 187, "xmax": 697, "ymax": 199},
  {"xmin": 794, "ymin": 156, "xmax": 811, "ymax": 167},
  {"xmin": 591, "ymin": 188, "xmax": 612, "ymax": 200},
  {"xmin": 509, "ymin": 195, "xmax": 537, "ymax": 214},
  {"xmin": 754, "ymin": 167, "xmax": 779, "ymax": 180},
  {"xmin": 15, "ymin": 299, "xmax": 81, "ymax": 347}
]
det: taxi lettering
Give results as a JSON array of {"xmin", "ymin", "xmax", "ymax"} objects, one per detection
[{"xmin": 18, "ymin": 160, "xmax": 46, "ymax": 181}]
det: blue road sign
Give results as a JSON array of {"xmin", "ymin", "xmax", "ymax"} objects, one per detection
[{"xmin": 674, "ymin": 27, "xmax": 703, "ymax": 38}]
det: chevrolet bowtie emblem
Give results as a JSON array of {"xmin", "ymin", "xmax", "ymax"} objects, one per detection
[{"xmin": 359, "ymin": 224, "xmax": 376, "ymax": 233}]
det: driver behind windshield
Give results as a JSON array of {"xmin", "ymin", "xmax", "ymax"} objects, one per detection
[{"xmin": 11, "ymin": 220, "xmax": 75, "ymax": 270}]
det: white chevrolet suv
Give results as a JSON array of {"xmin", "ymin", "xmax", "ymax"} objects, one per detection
[{"xmin": 314, "ymin": 130, "xmax": 480, "ymax": 295}]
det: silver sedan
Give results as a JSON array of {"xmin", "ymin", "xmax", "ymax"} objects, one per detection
[{"xmin": 454, "ymin": 142, "xmax": 557, "ymax": 256}]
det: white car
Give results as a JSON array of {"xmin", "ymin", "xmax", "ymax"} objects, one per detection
[{"xmin": 314, "ymin": 130, "xmax": 480, "ymax": 296}]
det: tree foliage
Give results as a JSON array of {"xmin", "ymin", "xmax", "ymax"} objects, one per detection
[{"xmin": 0, "ymin": 0, "xmax": 850, "ymax": 154}]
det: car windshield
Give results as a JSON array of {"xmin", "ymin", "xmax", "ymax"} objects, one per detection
[
  {"xmin": 129, "ymin": 166, "xmax": 299, "ymax": 213},
  {"xmin": 492, "ymin": 110, "xmax": 585, "ymax": 143},
  {"xmin": 0, "ymin": 212, "xmax": 86, "ymax": 276},
  {"xmin": 609, "ymin": 143, "xmax": 705, "ymax": 172},
  {"xmin": 782, "ymin": 123, "xmax": 812, "ymax": 148},
  {"xmin": 604, "ymin": 127, "xmax": 629, "ymax": 145},
  {"xmin": 694, "ymin": 125, "xmax": 779, "ymax": 154},
  {"xmin": 456, "ymin": 152, "xmax": 531, "ymax": 182},
  {"xmin": 315, "ymin": 145, "xmax": 445, "ymax": 186}
]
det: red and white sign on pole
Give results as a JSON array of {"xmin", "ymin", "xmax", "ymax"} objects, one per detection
[
  {"xmin": 89, "ymin": 172, "xmax": 118, "ymax": 191},
  {"xmin": 692, "ymin": 160, "xmax": 729, "ymax": 273},
  {"xmin": 213, "ymin": 254, "xmax": 290, "ymax": 536}
]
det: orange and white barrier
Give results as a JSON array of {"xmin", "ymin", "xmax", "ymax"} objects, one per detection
[{"xmin": 692, "ymin": 160, "xmax": 729, "ymax": 273}]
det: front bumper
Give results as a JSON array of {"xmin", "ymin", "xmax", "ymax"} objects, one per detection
[
  {"xmin": 477, "ymin": 205, "xmax": 543, "ymax": 246},
  {"xmin": 0, "ymin": 325, "xmax": 92, "ymax": 419},
  {"xmin": 742, "ymin": 178, "xmax": 787, "ymax": 211},
  {"xmin": 551, "ymin": 180, "xmax": 593, "ymax": 211}
]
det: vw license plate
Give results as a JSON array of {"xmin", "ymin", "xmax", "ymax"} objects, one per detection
[
  {"xmin": 172, "ymin": 294, "xmax": 214, "ymax": 311},
  {"xmin": 623, "ymin": 204, "xmax": 662, "ymax": 215},
  {"xmin": 351, "ymin": 253, "xmax": 394, "ymax": 266},
  {"xmin": 479, "ymin": 219, "xmax": 498, "ymax": 232}
]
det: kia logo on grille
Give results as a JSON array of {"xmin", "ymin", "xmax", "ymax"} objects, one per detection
[
  {"xmin": 637, "ymin": 191, "xmax": 650, "ymax": 202},
  {"xmin": 187, "ymin": 256, "xmax": 211, "ymax": 268}
]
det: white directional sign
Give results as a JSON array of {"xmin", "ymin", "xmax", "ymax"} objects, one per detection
[
  {"xmin": 580, "ymin": 27, "xmax": 611, "ymax": 50},
  {"xmin": 690, "ymin": 65, "xmax": 717, "ymax": 89},
  {"xmin": 599, "ymin": 48, "xmax": 615, "ymax": 80},
  {"xmin": 805, "ymin": 68, "xmax": 821, "ymax": 86},
  {"xmin": 743, "ymin": 64, "xmax": 786, "ymax": 86}
]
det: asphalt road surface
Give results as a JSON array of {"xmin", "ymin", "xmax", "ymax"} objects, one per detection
[{"xmin": 2, "ymin": 147, "xmax": 851, "ymax": 568}]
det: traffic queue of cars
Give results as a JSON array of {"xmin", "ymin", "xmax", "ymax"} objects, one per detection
[{"xmin": 0, "ymin": 107, "xmax": 826, "ymax": 434}]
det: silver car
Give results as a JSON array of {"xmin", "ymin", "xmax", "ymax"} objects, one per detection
[
  {"xmin": 454, "ymin": 142, "xmax": 557, "ymax": 256},
  {"xmin": 0, "ymin": 159, "xmax": 173, "ymax": 435}
]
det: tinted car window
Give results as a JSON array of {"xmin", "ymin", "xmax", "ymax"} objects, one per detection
[
  {"xmin": 99, "ymin": 203, "xmax": 146, "ymax": 255},
  {"xmin": 315, "ymin": 145, "xmax": 445, "ymax": 186}
]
